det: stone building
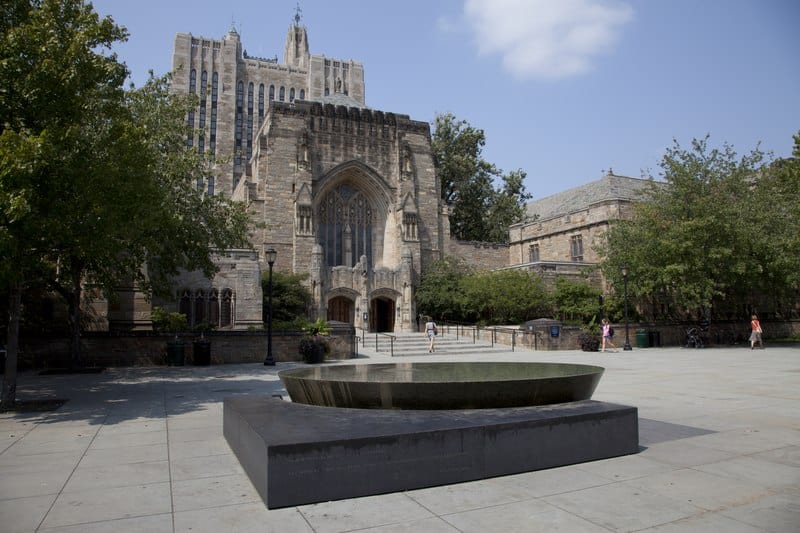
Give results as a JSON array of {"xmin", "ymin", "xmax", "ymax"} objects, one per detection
[
  {"xmin": 143, "ymin": 14, "xmax": 644, "ymax": 334},
  {"xmin": 506, "ymin": 171, "xmax": 653, "ymax": 288},
  {"xmin": 165, "ymin": 16, "xmax": 454, "ymax": 332}
]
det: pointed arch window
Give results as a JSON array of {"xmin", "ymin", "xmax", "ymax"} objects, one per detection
[
  {"xmin": 221, "ymin": 289, "xmax": 233, "ymax": 327},
  {"xmin": 194, "ymin": 289, "xmax": 207, "ymax": 325},
  {"xmin": 208, "ymin": 289, "xmax": 219, "ymax": 326},
  {"xmin": 318, "ymin": 184, "xmax": 373, "ymax": 268}
]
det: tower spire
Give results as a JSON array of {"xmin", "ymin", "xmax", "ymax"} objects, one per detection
[{"xmin": 293, "ymin": 2, "xmax": 302, "ymax": 26}]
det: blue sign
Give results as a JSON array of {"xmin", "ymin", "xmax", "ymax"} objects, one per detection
[{"xmin": 550, "ymin": 325, "xmax": 560, "ymax": 338}]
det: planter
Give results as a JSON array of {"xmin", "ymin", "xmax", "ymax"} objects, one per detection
[
  {"xmin": 578, "ymin": 334, "xmax": 600, "ymax": 352},
  {"xmin": 167, "ymin": 339, "xmax": 186, "ymax": 366},
  {"xmin": 192, "ymin": 339, "xmax": 211, "ymax": 366},
  {"xmin": 303, "ymin": 343, "xmax": 325, "ymax": 364}
]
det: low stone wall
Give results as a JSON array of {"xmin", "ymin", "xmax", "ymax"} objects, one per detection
[
  {"xmin": 17, "ymin": 325, "xmax": 357, "ymax": 369},
  {"xmin": 441, "ymin": 319, "xmax": 799, "ymax": 351}
]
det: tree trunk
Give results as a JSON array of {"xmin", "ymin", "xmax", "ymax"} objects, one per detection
[
  {"xmin": 67, "ymin": 264, "xmax": 83, "ymax": 368},
  {"xmin": 1, "ymin": 282, "xmax": 22, "ymax": 407}
]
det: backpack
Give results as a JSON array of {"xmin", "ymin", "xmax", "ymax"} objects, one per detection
[{"xmin": 608, "ymin": 327, "xmax": 614, "ymax": 337}]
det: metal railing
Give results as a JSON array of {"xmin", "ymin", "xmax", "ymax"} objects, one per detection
[{"xmin": 375, "ymin": 332, "xmax": 396, "ymax": 357}]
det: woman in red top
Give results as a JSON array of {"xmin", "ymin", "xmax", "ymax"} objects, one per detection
[{"xmin": 749, "ymin": 314, "xmax": 763, "ymax": 349}]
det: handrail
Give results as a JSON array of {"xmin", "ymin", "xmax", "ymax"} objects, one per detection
[
  {"xmin": 438, "ymin": 320, "xmax": 480, "ymax": 344},
  {"xmin": 374, "ymin": 332, "xmax": 396, "ymax": 357}
]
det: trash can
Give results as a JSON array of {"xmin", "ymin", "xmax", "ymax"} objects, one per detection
[
  {"xmin": 648, "ymin": 330, "xmax": 661, "ymax": 347},
  {"xmin": 192, "ymin": 339, "xmax": 211, "ymax": 366},
  {"xmin": 636, "ymin": 329, "xmax": 649, "ymax": 348},
  {"xmin": 167, "ymin": 340, "xmax": 185, "ymax": 366}
]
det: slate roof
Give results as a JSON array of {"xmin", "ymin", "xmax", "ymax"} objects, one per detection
[{"xmin": 524, "ymin": 173, "xmax": 656, "ymax": 222}]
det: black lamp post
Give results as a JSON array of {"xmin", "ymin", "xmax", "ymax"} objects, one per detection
[
  {"xmin": 622, "ymin": 265, "xmax": 632, "ymax": 351},
  {"xmin": 263, "ymin": 247, "xmax": 277, "ymax": 366}
]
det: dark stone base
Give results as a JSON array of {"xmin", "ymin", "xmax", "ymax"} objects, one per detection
[{"xmin": 223, "ymin": 397, "xmax": 639, "ymax": 509}]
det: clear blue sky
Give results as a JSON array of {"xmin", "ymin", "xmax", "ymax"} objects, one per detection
[{"xmin": 90, "ymin": 0, "xmax": 799, "ymax": 200}]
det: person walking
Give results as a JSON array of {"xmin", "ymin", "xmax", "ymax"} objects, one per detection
[
  {"xmin": 601, "ymin": 319, "xmax": 617, "ymax": 352},
  {"xmin": 424, "ymin": 317, "xmax": 438, "ymax": 353},
  {"xmin": 749, "ymin": 314, "xmax": 763, "ymax": 349}
]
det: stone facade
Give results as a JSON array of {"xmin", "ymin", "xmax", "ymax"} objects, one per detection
[
  {"xmin": 508, "ymin": 172, "xmax": 654, "ymax": 288},
  {"xmin": 166, "ymin": 19, "xmax": 447, "ymax": 333}
]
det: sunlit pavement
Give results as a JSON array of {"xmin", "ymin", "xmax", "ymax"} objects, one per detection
[{"xmin": 1, "ymin": 341, "xmax": 798, "ymax": 532}]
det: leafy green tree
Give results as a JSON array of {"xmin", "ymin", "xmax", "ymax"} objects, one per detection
[
  {"xmin": 1, "ymin": 0, "xmax": 249, "ymax": 405},
  {"xmin": 431, "ymin": 113, "xmax": 531, "ymax": 243},
  {"xmin": 415, "ymin": 256, "xmax": 474, "ymax": 321},
  {"xmin": 747, "ymin": 133, "xmax": 800, "ymax": 315},
  {"xmin": 553, "ymin": 278, "xmax": 602, "ymax": 324},
  {"xmin": 263, "ymin": 271, "xmax": 312, "ymax": 330},
  {"xmin": 598, "ymin": 135, "xmax": 799, "ymax": 321},
  {"xmin": 461, "ymin": 269, "xmax": 550, "ymax": 324}
]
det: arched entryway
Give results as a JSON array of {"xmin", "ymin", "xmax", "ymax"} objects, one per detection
[
  {"xmin": 370, "ymin": 297, "xmax": 395, "ymax": 332},
  {"xmin": 327, "ymin": 296, "xmax": 354, "ymax": 324}
]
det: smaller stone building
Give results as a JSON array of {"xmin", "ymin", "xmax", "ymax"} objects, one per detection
[{"xmin": 507, "ymin": 172, "xmax": 654, "ymax": 287}]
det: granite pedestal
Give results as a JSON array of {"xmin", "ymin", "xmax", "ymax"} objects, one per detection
[{"xmin": 224, "ymin": 396, "xmax": 639, "ymax": 509}]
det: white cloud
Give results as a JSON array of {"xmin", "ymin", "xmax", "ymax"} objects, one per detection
[{"xmin": 463, "ymin": 0, "xmax": 633, "ymax": 80}]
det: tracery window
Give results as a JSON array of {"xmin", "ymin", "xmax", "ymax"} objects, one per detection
[
  {"xmin": 246, "ymin": 82, "xmax": 254, "ymax": 163},
  {"xmin": 529, "ymin": 243, "xmax": 540, "ymax": 262},
  {"xmin": 210, "ymin": 72, "xmax": 218, "ymax": 154},
  {"xmin": 318, "ymin": 184, "xmax": 373, "ymax": 268},
  {"xmin": 221, "ymin": 289, "xmax": 233, "ymax": 327},
  {"xmin": 570, "ymin": 235, "xmax": 584, "ymax": 262}
]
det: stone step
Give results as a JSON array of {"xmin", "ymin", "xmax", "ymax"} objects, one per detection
[{"xmin": 355, "ymin": 332, "xmax": 516, "ymax": 358}]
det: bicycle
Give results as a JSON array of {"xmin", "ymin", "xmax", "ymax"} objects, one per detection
[{"xmin": 685, "ymin": 327, "xmax": 704, "ymax": 349}]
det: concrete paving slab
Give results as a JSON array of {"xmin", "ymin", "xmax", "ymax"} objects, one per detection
[
  {"xmin": 172, "ymin": 502, "xmax": 307, "ymax": 533},
  {"xmin": 168, "ymin": 436, "xmax": 231, "ymax": 459},
  {"xmin": 693, "ymin": 455, "xmax": 800, "ymax": 490},
  {"xmin": 719, "ymin": 487, "xmax": 800, "ymax": 533},
  {"xmin": 90, "ymin": 428, "xmax": 167, "ymax": 449},
  {"xmin": 624, "ymin": 467, "xmax": 773, "ymax": 511},
  {"xmin": 39, "ymin": 482, "xmax": 172, "ymax": 529},
  {"xmin": 0, "ymin": 343, "xmax": 797, "ymax": 532},
  {"xmin": 573, "ymin": 453, "xmax": 678, "ymax": 482},
  {"xmin": 300, "ymin": 492, "xmax": 435, "ymax": 533},
  {"xmin": 0, "ymin": 466, "xmax": 74, "ymax": 499},
  {"xmin": 638, "ymin": 439, "xmax": 737, "ymax": 467},
  {"xmin": 171, "ymin": 473, "xmax": 260, "ymax": 512},
  {"xmin": 168, "ymin": 452, "xmax": 244, "ymax": 482},
  {"xmin": 441, "ymin": 499, "xmax": 610, "ymax": 533},
  {"xmin": 541, "ymin": 482, "xmax": 702, "ymax": 531},
  {"xmin": 0, "ymin": 493, "xmax": 58, "ymax": 533},
  {"xmin": 406, "ymin": 477, "xmax": 532, "ymax": 516},
  {"xmin": 61, "ymin": 460, "xmax": 170, "ymax": 492},
  {"xmin": 492, "ymin": 464, "xmax": 612, "ymax": 498},
  {"xmin": 79, "ymin": 442, "xmax": 168, "ymax": 467},
  {"xmin": 642, "ymin": 512, "xmax": 765, "ymax": 532},
  {"xmin": 38, "ymin": 513, "xmax": 173, "ymax": 533}
]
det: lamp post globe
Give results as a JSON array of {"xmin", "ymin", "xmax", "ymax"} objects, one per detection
[{"xmin": 263, "ymin": 248, "xmax": 277, "ymax": 366}]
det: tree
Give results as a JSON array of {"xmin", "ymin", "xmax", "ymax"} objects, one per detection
[
  {"xmin": 415, "ymin": 256, "xmax": 474, "ymax": 321},
  {"xmin": 599, "ymin": 135, "xmax": 799, "ymax": 321},
  {"xmin": 461, "ymin": 269, "xmax": 550, "ymax": 324},
  {"xmin": 1, "ymin": 0, "xmax": 249, "ymax": 405},
  {"xmin": 552, "ymin": 278, "xmax": 602, "ymax": 324},
  {"xmin": 263, "ymin": 271, "xmax": 312, "ymax": 330},
  {"xmin": 431, "ymin": 113, "xmax": 531, "ymax": 243},
  {"xmin": 1, "ymin": 0, "xmax": 131, "ymax": 402},
  {"xmin": 747, "ymin": 133, "xmax": 800, "ymax": 316}
]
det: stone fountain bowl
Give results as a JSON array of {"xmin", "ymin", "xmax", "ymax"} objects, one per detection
[{"xmin": 278, "ymin": 361, "xmax": 604, "ymax": 410}]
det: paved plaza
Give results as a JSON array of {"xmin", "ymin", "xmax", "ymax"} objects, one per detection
[{"xmin": 1, "ymin": 340, "xmax": 798, "ymax": 532}]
